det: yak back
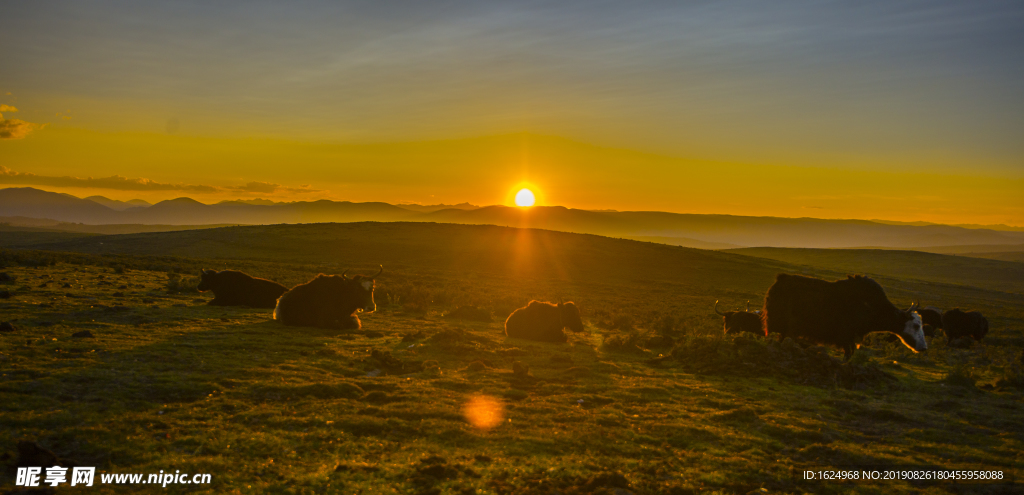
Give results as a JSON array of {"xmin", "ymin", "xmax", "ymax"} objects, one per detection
[
  {"xmin": 917, "ymin": 307, "xmax": 942, "ymax": 337},
  {"xmin": 274, "ymin": 274, "xmax": 374, "ymax": 328},
  {"xmin": 764, "ymin": 273, "xmax": 904, "ymax": 348},
  {"xmin": 197, "ymin": 269, "xmax": 287, "ymax": 308},
  {"xmin": 724, "ymin": 311, "xmax": 766, "ymax": 336},
  {"xmin": 917, "ymin": 308, "xmax": 943, "ymax": 329},
  {"xmin": 942, "ymin": 308, "xmax": 988, "ymax": 341},
  {"xmin": 504, "ymin": 300, "xmax": 583, "ymax": 343}
]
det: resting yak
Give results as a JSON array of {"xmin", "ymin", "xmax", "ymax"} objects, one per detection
[
  {"xmin": 274, "ymin": 266, "xmax": 381, "ymax": 330},
  {"xmin": 763, "ymin": 273, "xmax": 926, "ymax": 360},
  {"xmin": 941, "ymin": 308, "xmax": 988, "ymax": 341},
  {"xmin": 505, "ymin": 300, "xmax": 585, "ymax": 342},
  {"xmin": 196, "ymin": 269, "xmax": 287, "ymax": 308},
  {"xmin": 714, "ymin": 300, "xmax": 766, "ymax": 336}
]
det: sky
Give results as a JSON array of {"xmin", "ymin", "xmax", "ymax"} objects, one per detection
[{"xmin": 1, "ymin": 1, "xmax": 1022, "ymax": 225}]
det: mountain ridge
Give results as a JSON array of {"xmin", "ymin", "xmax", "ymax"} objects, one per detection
[{"xmin": 3, "ymin": 186, "xmax": 1024, "ymax": 249}]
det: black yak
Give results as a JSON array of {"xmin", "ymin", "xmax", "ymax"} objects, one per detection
[
  {"xmin": 196, "ymin": 269, "xmax": 287, "ymax": 308},
  {"xmin": 941, "ymin": 308, "xmax": 988, "ymax": 341},
  {"xmin": 504, "ymin": 300, "xmax": 585, "ymax": 342},
  {"xmin": 273, "ymin": 266, "xmax": 381, "ymax": 330},
  {"xmin": 714, "ymin": 300, "xmax": 766, "ymax": 336},
  {"xmin": 917, "ymin": 307, "xmax": 943, "ymax": 337},
  {"xmin": 763, "ymin": 273, "xmax": 926, "ymax": 360}
]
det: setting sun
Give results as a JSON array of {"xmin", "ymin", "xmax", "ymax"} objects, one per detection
[{"xmin": 514, "ymin": 188, "xmax": 536, "ymax": 207}]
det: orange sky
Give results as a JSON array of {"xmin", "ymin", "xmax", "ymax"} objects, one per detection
[
  {"xmin": 2, "ymin": 2, "xmax": 1022, "ymax": 226},
  {"xmin": 2, "ymin": 129, "xmax": 1021, "ymax": 226}
]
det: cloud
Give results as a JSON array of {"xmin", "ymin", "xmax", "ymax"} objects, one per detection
[
  {"xmin": 0, "ymin": 166, "xmax": 217, "ymax": 192},
  {"xmin": 230, "ymin": 181, "xmax": 280, "ymax": 193},
  {"xmin": 0, "ymin": 166, "xmax": 320, "ymax": 195},
  {"xmin": 1, "ymin": 104, "xmax": 46, "ymax": 139},
  {"xmin": 283, "ymin": 185, "xmax": 321, "ymax": 194},
  {"xmin": 227, "ymin": 181, "xmax": 322, "ymax": 194},
  {"xmin": 0, "ymin": 118, "xmax": 44, "ymax": 139}
]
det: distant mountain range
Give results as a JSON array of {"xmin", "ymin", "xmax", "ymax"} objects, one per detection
[
  {"xmin": 3, "ymin": 186, "xmax": 1024, "ymax": 250},
  {"xmin": 84, "ymin": 196, "xmax": 152, "ymax": 211}
]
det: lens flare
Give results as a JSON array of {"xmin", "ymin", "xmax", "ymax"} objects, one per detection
[
  {"xmin": 463, "ymin": 395, "xmax": 504, "ymax": 430},
  {"xmin": 515, "ymin": 188, "xmax": 535, "ymax": 207}
]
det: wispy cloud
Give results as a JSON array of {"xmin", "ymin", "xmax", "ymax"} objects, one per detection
[
  {"xmin": 0, "ymin": 166, "xmax": 319, "ymax": 194},
  {"xmin": 0, "ymin": 166, "xmax": 217, "ymax": 191},
  {"xmin": 0, "ymin": 104, "xmax": 45, "ymax": 139},
  {"xmin": 230, "ymin": 181, "xmax": 278, "ymax": 193},
  {"xmin": 227, "ymin": 181, "xmax": 320, "ymax": 194}
]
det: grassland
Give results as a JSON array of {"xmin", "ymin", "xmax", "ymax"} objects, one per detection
[
  {"xmin": 1, "ymin": 222, "xmax": 1022, "ymax": 494},
  {"xmin": 724, "ymin": 247, "xmax": 1024, "ymax": 295},
  {"xmin": 861, "ymin": 244, "xmax": 1024, "ymax": 264}
]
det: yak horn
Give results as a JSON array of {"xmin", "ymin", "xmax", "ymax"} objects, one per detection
[
  {"xmin": 341, "ymin": 269, "xmax": 349, "ymax": 279},
  {"xmin": 372, "ymin": 265, "xmax": 383, "ymax": 279},
  {"xmin": 714, "ymin": 300, "xmax": 727, "ymax": 316}
]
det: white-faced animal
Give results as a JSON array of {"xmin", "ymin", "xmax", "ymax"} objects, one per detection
[
  {"xmin": 763, "ymin": 273, "xmax": 926, "ymax": 360},
  {"xmin": 916, "ymin": 307, "xmax": 943, "ymax": 337}
]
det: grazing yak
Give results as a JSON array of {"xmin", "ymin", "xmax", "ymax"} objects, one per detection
[
  {"xmin": 505, "ymin": 300, "xmax": 585, "ymax": 342},
  {"xmin": 274, "ymin": 266, "xmax": 381, "ymax": 330},
  {"xmin": 196, "ymin": 269, "xmax": 287, "ymax": 308},
  {"xmin": 714, "ymin": 300, "xmax": 766, "ymax": 336},
  {"xmin": 941, "ymin": 308, "xmax": 988, "ymax": 341},
  {"xmin": 763, "ymin": 273, "xmax": 926, "ymax": 360},
  {"xmin": 885, "ymin": 305, "xmax": 942, "ymax": 343}
]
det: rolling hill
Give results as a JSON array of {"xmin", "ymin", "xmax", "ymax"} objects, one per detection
[
  {"xmin": 422, "ymin": 207, "xmax": 1024, "ymax": 248},
  {"xmin": 5, "ymin": 186, "xmax": 1024, "ymax": 249},
  {"xmin": 13, "ymin": 222, "xmax": 789, "ymax": 294},
  {"xmin": 8, "ymin": 222, "xmax": 1024, "ymax": 308},
  {"xmin": 725, "ymin": 247, "xmax": 1024, "ymax": 295}
]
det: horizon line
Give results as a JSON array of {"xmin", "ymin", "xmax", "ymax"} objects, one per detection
[{"xmin": 3, "ymin": 185, "xmax": 1023, "ymax": 231}]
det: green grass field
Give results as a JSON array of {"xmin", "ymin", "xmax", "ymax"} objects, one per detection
[{"xmin": 1, "ymin": 223, "xmax": 1022, "ymax": 494}]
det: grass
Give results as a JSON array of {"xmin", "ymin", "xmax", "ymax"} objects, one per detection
[{"xmin": 0, "ymin": 222, "xmax": 1022, "ymax": 494}]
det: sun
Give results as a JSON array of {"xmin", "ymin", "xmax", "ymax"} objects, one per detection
[{"xmin": 514, "ymin": 188, "xmax": 536, "ymax": 207}]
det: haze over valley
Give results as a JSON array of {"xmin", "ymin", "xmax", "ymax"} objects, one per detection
[{"xmin": 4, "ymin": 186, "xmax": 1024, "ymax": 253}]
